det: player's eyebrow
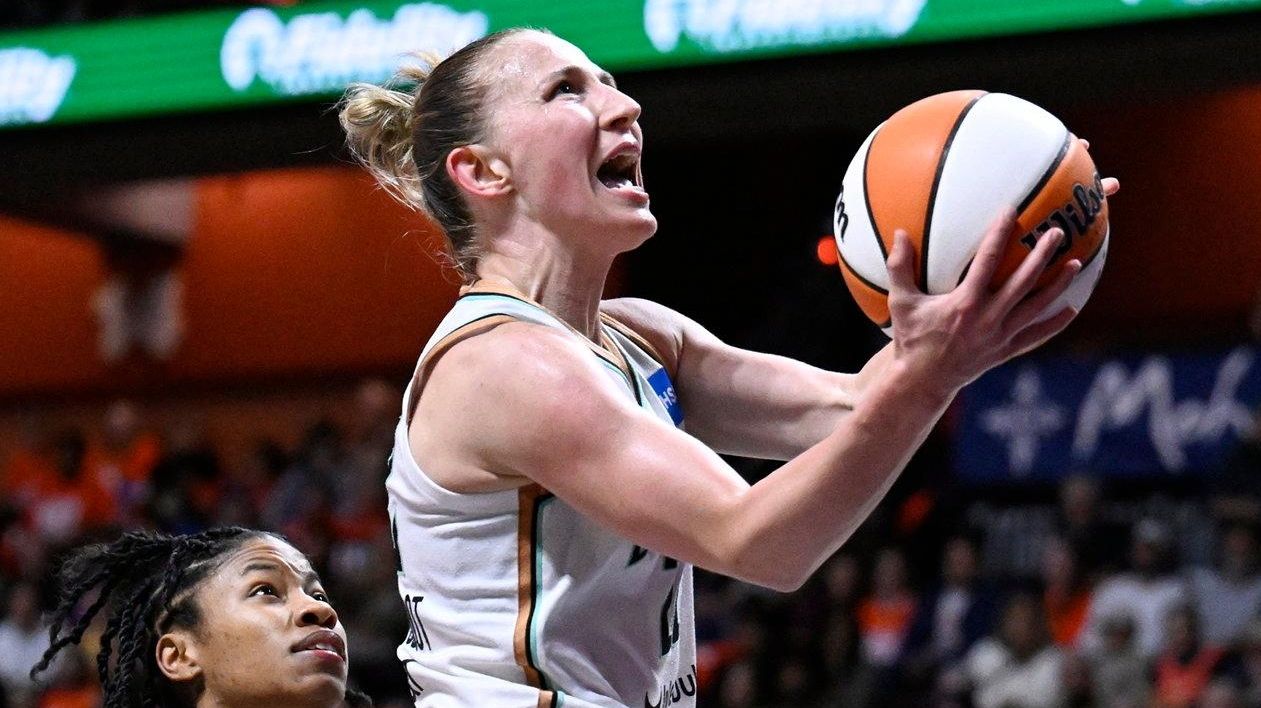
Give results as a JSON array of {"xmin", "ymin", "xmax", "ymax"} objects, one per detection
[
  {"xmin": 540, "ymin": 66, "xmax": 617, "ymax": 90},
  {"xmin": 239, "ymin": 561, "xmax": 320, "ymax": 584}
]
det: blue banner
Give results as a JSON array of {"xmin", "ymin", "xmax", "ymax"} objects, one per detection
[{"xmin": 955, "ymin": 346, "xmax": 1261, "ymax": 482}]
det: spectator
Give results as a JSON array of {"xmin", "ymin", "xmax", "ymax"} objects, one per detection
[
  {"xmin": 1061, "ymin": 650, "xmax": 1095, "ymax": 708},
  {"xmin": 262, "ymin": 420, "xmax": 344, "ymax": 545},
  {"xmin": 821, "ymin": 552, "xmax": 863, "ymax": 611},
  {"xmin": 714, "ymin": 597, "xmax": 775, "ymax": 707},
  {"xmin": 1200, "ymin": 679, "xmax": 1244, "ymax": 708},
  {"xmin": 217, "ymin": 439, "xmax": 287, "ymax": 528},
  {"xmin": 23, "ymin": 430, "xmax": 114, "ymax": 547},
  {"xmin": 900, "ymin": 535, "xmax": 998, "ymax": 698},
  {"xmin": 335, "ymin": 527, "xmax": 412, "ymax": 706},
  {"xmin": 0, "ymin": 581, "xmax": 49, "ymax": 707},
  {"xmin": 965, "ymin": 592, "xmax": 1065, "ymax": 708},
  {"xmin": 1152, "ymin": 604, "xmax": 1224, "ymax": 708},
  {"xmin": 1080, "ymin": 518, "xmax": 1187, "ymax": 658},
  {"xmin": 148, "ymin": 418, "xmax": 221, "ymax": 534},
  {"xmin": 815, "ymin": 610, "xmax": 875, "ymax": 707},
  {"xmin": 1217, "ymin": 618, "xmax": 1261, "ymax": 706},
  {"xmin": 34, "ymin": 647, "xmax": 97, "ymax": 708},
  {"xmin": 1057, "ymin": 474, "xmax": 1127, "ymax": 579},
  {"xmin": 856, "ymin": 547, "xmax": 917, "ymax": 669},
  {"xmin": 1042, "ymin": 536, "xmax": 1093, "ymax": 648},
  {"xmin": 1212, "ymin": 411, "xmax": 1261, "ymax": 526},
  {"xmin": 85, "ymin": 400, "xmax": 161, "ymax": 527},
  {"xmin": 1087, "ymin": 613, "xmax": 1150, "ymax": 708},
  {"xmin": 1189, "ymin": 523, "xmax": 1261, "ymax": 646},
  {"xmin": 1, "ymin": 418, "xmax": 53, "ymax": 513}
]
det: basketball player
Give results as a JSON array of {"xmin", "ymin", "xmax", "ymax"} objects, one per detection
[
  {"xmin": 338, "ymin": 28, "xmax": 1119, "ymax": 707},
  {"xmin": 33, "ymin": 527, "xmax": 370, "ymax": 707}
]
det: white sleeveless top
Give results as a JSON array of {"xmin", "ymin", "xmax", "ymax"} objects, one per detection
[{"xmin": 387, "ymin": 283, "xmax": 697, "ymax": 708}]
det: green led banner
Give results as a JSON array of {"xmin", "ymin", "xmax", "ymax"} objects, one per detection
[{"xmin": 1, "ymin": 0, "xmax": 1258, "ymax": 129}]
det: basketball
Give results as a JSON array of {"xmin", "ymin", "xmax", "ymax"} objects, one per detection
[{"xmin": 832, "ymin": 90, "xmax": 1110, "ymax": 334}]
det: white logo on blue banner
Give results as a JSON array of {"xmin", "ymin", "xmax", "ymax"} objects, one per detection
[{"xmin": 958, "ymin": 347, "xmax": 1261, "ymax": 481}]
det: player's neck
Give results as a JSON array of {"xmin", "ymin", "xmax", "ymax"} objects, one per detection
[{"xmin": 476, "ymin": 245, "xmax": 612, "ymax": 343}]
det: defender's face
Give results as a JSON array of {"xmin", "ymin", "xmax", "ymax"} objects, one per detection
[
  {"xmin": 478, "ymin": 32, "xmax": 657, "ymax": 251},
  {"xmin": 181, "ymin": 536, "xmax": 349, "ymax": 707}
]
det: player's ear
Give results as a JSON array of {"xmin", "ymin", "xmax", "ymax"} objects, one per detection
[
  {"xmin": 447, "ymin": 144, "xmax": 512, "ymax": 198},
  {"xmin": 155, "ymin": 631, "xmax": 202, "ymax": 684}
]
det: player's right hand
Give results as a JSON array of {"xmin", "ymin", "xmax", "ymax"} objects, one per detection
[{"xmin": 883, "ymin": 207, "xmax": 1080, "ymax": 396}]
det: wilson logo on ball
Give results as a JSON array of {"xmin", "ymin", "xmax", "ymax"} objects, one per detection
[{"xmin": 1018, "ymin": 173, "xmax": 1107, "ymax": 259}]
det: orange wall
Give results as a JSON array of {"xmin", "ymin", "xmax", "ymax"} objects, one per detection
[
  {"xmin": 1067, "ymin": 85, "xmax": 1261, "ymax": 330},
  {"xmin": 0, "ymin": 220, "xmax": 107, "ymax": 393},
  {"xmin": 0, "ymin": 168, "xmax": 458, "ymax": 397}
]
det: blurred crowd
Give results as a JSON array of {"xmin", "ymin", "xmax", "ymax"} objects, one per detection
[
  {"xmin": 0, "ymin": 0, "xmax": 303, "ymax": 30},
  {"xmin": 2, "ymin": 383, "xmax": 1261, "ymax": 707},
  {"xmin": 691, "ymin": 433, "xmax": 1261, "ymax": 708},
  {"xmin": 0, "ymin": 381, "xmax": 409, "ymax": 707}
]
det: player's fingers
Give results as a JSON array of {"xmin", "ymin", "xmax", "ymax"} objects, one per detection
[
  {"xmin": 1006, "ymin": 306, "xmax": 1078, "ymax": 358},
  {"xmin": 1102, "ymin": 177, "xmax": 1120, "ymax": 197},
  {"xmin": 885, "ymin": 230, "xmax": 919, "ymax": 296},
  {"xmin": 1005, "ymin": 259, "xmax": 1082, "ymax": 334},
  {"xmin": 994, "ymin": 228, "xmax": 1065, "ymax": 312},
  {"xmin": 961, "ymin": 207, "xmax": 1018, "ymax": 293}
]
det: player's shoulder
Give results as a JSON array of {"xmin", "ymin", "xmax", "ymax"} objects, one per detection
[
  {"xmin": 434, "ymin": 318, "xmax": 594, "ymax": 386},
  {"xmin": 600, "ymin": 297, "xmax": 688, "ymax": 371}
]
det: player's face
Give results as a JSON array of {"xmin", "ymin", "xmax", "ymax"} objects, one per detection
[
  {"xmin": 478, "ymin": 31, "xmax": 657, "ymax": 251},
  {"xmin": 180, "ymin": 536, "xmax": 349, "ymax": 707}
]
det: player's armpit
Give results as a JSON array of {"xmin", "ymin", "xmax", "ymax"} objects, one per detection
[{"xmin": 603, "ymin": 297, "xmax": 861, "ymax": 460}]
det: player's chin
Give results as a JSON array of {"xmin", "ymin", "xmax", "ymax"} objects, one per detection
[
  {"xmin": 619, "ymin": 219, "xmax": 658, "ymax": 252},
  {"xmin": 620, "ymin": 208, "xmax": 658, "ymax": 239},
  {"xmin": 288, "ymin": 671, "xmax": 348, "ymax": 706}
]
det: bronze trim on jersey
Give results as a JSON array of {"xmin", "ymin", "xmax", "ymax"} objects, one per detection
[
  {"xmin": 603, "ymin": 332, "xmax": 645, "ymax": 407},
  {"xmin": 406, "ymin": 313, "xmax": 517, "ymax": 425},
  {"xmin": 598, "ymin": 312, "xmax": 676, "ymax": 379},
  {"xmin": 515, "ymin": 484, "xmax": 554, "ymax": 692},
  {"xmin": 599, "ymin": 326, "xmax": 634, "ymax": 384},
  {"xmin": 460, "ymin": 283, "xmax": 635, "ymax": 384}
]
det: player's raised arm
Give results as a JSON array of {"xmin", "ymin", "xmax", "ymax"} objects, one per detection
[{"xmin": 430, "ymin": 211, "xmax": 1077, "ymax": 592}]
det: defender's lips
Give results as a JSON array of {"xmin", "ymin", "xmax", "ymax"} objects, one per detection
[{"xmin": 292, "ymin": 629, "xmax": 346, "ymax": 661}]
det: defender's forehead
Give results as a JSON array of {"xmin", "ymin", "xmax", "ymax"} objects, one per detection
[{"xmin": 221, "ymin": 536, "xmax": 316, "ymax": 581}]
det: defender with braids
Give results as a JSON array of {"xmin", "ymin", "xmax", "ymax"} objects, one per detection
[
  {"xmin": 34, "ymin": 527, "xmax": 367, "ymax": 708},
  {"xmin": 340, "ymin": 28, "xmax": 1119, "ymax": 707}
]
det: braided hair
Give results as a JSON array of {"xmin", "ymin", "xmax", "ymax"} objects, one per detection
[{"xmin": 31, "ymin": 527, "xmax": 373, "ymax": 708}]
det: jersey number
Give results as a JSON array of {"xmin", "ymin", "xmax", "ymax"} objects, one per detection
[
  {"xmin": 659, "ymin": 586, "xmax": 680, "ymax": 656},
  {"xmin": 404, "ymin": 594, "xmax": 432, "ymax": 651}
]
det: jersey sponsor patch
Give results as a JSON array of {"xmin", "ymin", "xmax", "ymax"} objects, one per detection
[{"xmin": 647, "ymin": 367, "xmax": 684, "ymax": 427}]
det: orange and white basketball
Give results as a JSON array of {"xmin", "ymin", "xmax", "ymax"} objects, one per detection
[{"xmin": 832, "ymin": 90, "xmax": 1110, "ymax": 335}]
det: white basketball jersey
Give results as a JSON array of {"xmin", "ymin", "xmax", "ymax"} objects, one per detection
[{"xmin": 387, "ymin": 282, "xmax": 697, "ymax": 708}]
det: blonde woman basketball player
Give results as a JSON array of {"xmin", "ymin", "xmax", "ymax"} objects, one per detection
[{"xmin": 339, "ymin": 28, "xmax": 1118, "ymax": 707}]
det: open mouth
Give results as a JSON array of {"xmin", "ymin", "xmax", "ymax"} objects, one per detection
[{"xmin": 597, "ymin": 150, "xmax": 639, "ymax": 191}]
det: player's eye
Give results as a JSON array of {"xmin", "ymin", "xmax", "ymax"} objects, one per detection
[
  {"xmin": 249, "ymin": 583, "xmax": 279, "ymax": 598},
  {"xmin": 547, "ymin": 80, "xmax": 579, "ymax": 100},
  {"xmin": 311, "ymin": 589, "xmax": 331, "ymax": 603}
]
